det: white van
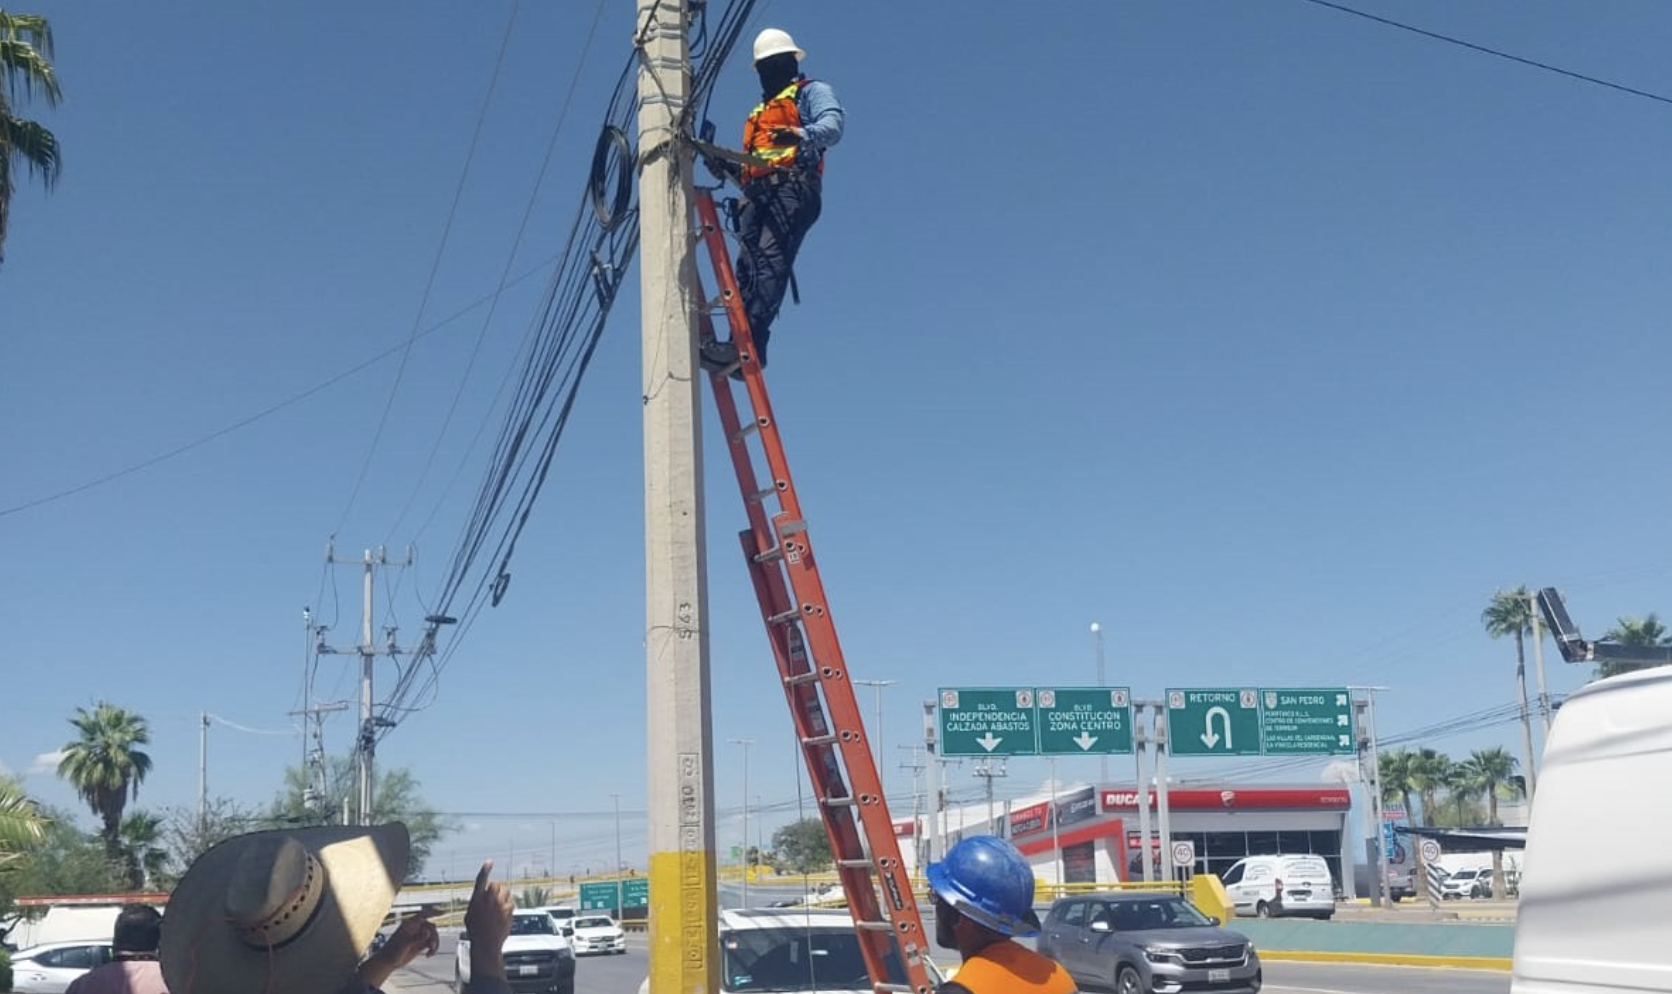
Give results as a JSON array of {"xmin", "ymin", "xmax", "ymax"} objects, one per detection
[
  {"xmin": 1219, "ymin": 854, "xmax": 1335, "ymax": 920},
  {"xmin": 1512, "ymin": 666, "xmax": 1672, "ymax": 994}
]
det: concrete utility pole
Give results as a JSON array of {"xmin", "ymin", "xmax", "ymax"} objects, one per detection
[
  {"xmin": 898, "ymin": 745, "xmax": 928, "ymax": 871},
  {"xmin": 1529, "ymin": 591, "xmax": 1553, "ymax": 737},
  {"xmin": 728, "ymin": 739, "xmax": 754, "ymax": 909},
  {"xmin": 320, "ymin": 544, "xmax": 412, "ymax": 824},
  {"xmin": 1134, "ymin": 704, "xmax": 1154, "ymax": 883},
  {"xmin": 635, "ymin": 0, "xmax": 716, "ymax": 989},
  {"xmin": 1091, "ymin": 622, "xmax": 1108, "ymax": 784},
  {"xmin": 852, "ymin": 679, "xmax": 897, "ymax": 799},
  {"xmin": 198, "ymin": 713, "xmax": 209, "ymax": 837},
  {"xmin": 974, "ymin": 759, "xmax": 1007, "ymax": 831},
  {"xmin": 1355, "ymin": 688, "xmax": 1391, "ymax": 908},
  {"xmin": 1152, "ymin": 705, "xmax": 1174, "ymax": 883},
  {"xmin": 923, "ymin": 701, "xmax": 940, "ymax": 864}
]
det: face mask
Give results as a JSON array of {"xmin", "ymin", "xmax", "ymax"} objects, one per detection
[
  {"xmin": 934, "ymin": 901, "xmax": 959, "ymax": 948},
  {"xmin": 756, "ymin": 53, "xmax": 799, "ymax": 97}
]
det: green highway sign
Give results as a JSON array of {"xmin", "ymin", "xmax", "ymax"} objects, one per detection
[
  {"xmin": 621, "ymin": 877, "xmax": 649, "ymax": 908},
  {"xmin": 578, "ymin": 880, "xmax": 620, "ymax": 911},
  {"xmin": 1258, "ymin": 688, "xmax": 1355, "ymax": 755},
  {"xmin": 938, "ymin": 688, "xmax": 1038, "ymax": 756},
  {"xmin": 1037, "ymin": 687, "xmax": 1134, "ymax": 755},
  {"xmin": 1165, "ymin": 688, "xmax": 1263, "ymax": 756}
]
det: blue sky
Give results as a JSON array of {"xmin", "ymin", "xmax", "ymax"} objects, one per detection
[{"xmin": 4, "ymin": 0, "xmax": 1670, "ymax": 879}]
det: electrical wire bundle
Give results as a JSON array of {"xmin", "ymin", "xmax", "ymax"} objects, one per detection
[{"xmin": 374, "ymin": 0, "xmax": 764, "ymax": 736}]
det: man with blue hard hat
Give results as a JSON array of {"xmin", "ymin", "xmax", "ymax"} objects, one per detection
[{"xmin": 926, "ymin": 836, "xmax": 1077, "ymax": 994}]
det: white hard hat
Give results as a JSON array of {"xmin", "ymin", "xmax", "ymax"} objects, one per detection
[{"xmin": 753, "ymin": 27, "xmax": 805, "ymax": 64}]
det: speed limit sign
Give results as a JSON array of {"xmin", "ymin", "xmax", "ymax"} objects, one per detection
[
  {"xmin": 1418, "ymin": 838, "xmax": 1443, "ymax": 863},
  {"xmin": 1171, "ymin": 840, "xmax": 1196, "ymax": 868}
]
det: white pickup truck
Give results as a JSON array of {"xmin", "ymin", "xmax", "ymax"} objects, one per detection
[{"xmin": 455, "ymin": 910, "xmax": 575, "ymax": 994}]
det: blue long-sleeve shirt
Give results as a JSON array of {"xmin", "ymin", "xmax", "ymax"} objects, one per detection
[{"xmin": 794, "ymin": 80, "xmax": 844, "ymax": 160}]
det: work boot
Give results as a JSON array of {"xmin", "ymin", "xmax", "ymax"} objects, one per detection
[
  {"xmin": 730, "ymin": 337, "xmax": 767, "ymax": 382},
  {"xmin": 700, "ymin": 339, "xmax": 738, "ymax": 372}
]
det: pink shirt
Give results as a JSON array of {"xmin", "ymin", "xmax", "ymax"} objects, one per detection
[{"xmin": 65, "ymin": 959, "xmax": 169, "ymax": 994}]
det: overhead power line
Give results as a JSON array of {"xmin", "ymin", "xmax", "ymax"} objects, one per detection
[{"xmin": 1297, "ymin": 0, "xmax": 1672, "ymax": 107}]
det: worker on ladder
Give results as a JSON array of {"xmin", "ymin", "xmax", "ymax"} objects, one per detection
[
  {"xmin": 927, "ymin": 837, "xmax": 1077, "ymax": 994},
  {"xmin": 700, "ymin": 27, "xmax": 844, "ymax": 377}
]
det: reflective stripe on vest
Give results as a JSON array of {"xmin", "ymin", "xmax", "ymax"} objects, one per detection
[
  {"xmin": 741, "ymin": 78, "xmax": 822, "ymax": 185},
  {"xmin": 950, "ymin": 942, "xmax": 1078, "ymax": 994}
]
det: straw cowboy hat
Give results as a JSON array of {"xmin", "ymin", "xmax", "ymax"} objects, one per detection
[{"xmin": 160, "ymin": 823, "xmax": 409, "ymax": 994}]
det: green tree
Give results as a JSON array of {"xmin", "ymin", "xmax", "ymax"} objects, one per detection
[
  {"xmin": 158, "ymin": 796, "xmax": 260, "ymax": 884},
  {"xmin": 0, "ymin": 776, "xmax": 44, "ymax": 871},
  {"xmin": 1482, "ymin": 587, "xmax": 1538, "ymax": 783},
  {"xmin": 1466, "ymin": 746, "xmax": 1521, "ymax": 895},
  {"xmin": 117, "ymin": 811, "xmax": 167, "ymax": 890},
  {"xmin": 518, "ymin": 885, "xmax": 552, "ymax": 908},
  {"xmin": 1406, "ymin": 748, "xmax": 1450, "ymax": 827},
  {"xmin": 1597, "ymin": 614, "xmax": 1672, "ymax": 680},
  {"xmin": 1441, "ymin": 762, "xmax": 1480, "ymax": 827},
  {"xmin": 1377, "ymin": 749, "xmax": 1416, "ymax": 823},
  {"xmin": 268, "ymin": 756, "xmax": 451, "ymax": 875},
  {"xmin": 56, "ymin": 702, "xmax": 154, "ymax": 863},
  {"xmin": 770, "ymin": 818, "xmax": 833, "ymax": 875},
  {"xmin": 0, "ymin": 9, "xmax": 64, "ymax": 264},
  {"xmin": 0, "ymin": 806, "xmax": 127, "ymax": 909}
]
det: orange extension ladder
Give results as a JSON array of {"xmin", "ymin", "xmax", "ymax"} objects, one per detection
[{"xmin": 691, "ymin": 187, "xmax": 934, "ymax": 994}]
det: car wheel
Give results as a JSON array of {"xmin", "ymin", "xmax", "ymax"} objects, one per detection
[
  {"xmin": 1255, "ymin": 901, "xmax": 1272, "ymax": 919},
  {"xmin": 1116, "ymin": 964, "xmax": 1144, "ymax": 994}
]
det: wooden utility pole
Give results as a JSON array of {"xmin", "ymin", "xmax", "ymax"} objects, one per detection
[{"xmin": 636, "ymin": 0, "xmax": 718, "ymax": 990}]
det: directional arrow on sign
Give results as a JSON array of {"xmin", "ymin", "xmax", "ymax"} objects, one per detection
[
  {"xmin": 1201, "ymin": 706, "xmax": 1233, "ymax": 749},
  {"xmin": 1073, "ymin": 732, "xmax": 1098, "ymax": 751},
  {"xmin": 976, "ymin": 732, "xmax": 1003, "ymax": 752}
]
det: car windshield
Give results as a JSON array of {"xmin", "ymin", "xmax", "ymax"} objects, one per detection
[
  {"xmin": 1103, "ymin": 898, "xmax": 1215, "ymax": 930},
  {"xmin": 575, "ymin": 917, "xmax": 613, "ymax": 929},
  {"xmin": 511, "ymin": 915, "xmax": 556, "ymax": 935},
  {"xmin": 722, "ymin": 927, "xmax": 908, "ymax": 993}
]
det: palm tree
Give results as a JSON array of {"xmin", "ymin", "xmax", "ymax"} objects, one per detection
[
  {"xmin": 1482, "ymin": 587, "xmax": 1539, "ymax": 796},
  {"xmin": 0, "ymin": 9, "xmax": 64, "ymax": 264},
  {"xmin": 1378, "ymin": 749, "xmax": 1416, "ymax": 823},
  {"xmin": 1442, "ymin": 762, "xmax": 1479, "ymax": 827},
  {"xmin": 118, "ymin": 811, "xmax": 168, "ymax": 890},
  {"xmin": 57, "ymin": 702, "xmax": 154, "ymax": 863},
  {"xmin": 1468, "ymin": 747, "xmax": 1521, "ymax": 896},
  {"xmin": 1407, "ymin": 748, "xmax": 1451, "ymax": 827},
  {"xmin": 0, "ymin": 776, "xmax": 45, "ymax": 869},
  {"xmin": 1597, "ymin": 614, "xmax": 1672, "ymax": 680}
]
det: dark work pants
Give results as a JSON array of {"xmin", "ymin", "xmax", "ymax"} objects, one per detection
[{"xmin": 736, "ymin": 175, "xmax": 822, "ymax": 352}]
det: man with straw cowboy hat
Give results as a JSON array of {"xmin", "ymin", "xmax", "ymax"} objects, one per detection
[{"xmin": 161, "ymin": 822, "xmax": 516, "ymax": 994}]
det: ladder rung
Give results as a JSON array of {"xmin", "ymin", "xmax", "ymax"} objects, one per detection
[
  {"xmin": 822, "ymin": 796, "xmax": 858, "ymax": 807},
  {"xmin": 874, "ymin": 985, "xmax": 915, "ymax": 993},
  {"xmin": 768, "ymin": 608, "xmax": 800, "ymax": 625},
  {"xmin": 801, "ymin": 733, "xmax": 839, "ymax": 747},
  {"xmin": 748, "ymin": 487, "xmax": 777, "ymax": 504},
  {"xmin": 855, "ymin": 920, "xmax": 894, "ymax": 932},
  {"xmin": 753, "ymin": 546, "xmax": 784, "ymax": 564},
  {"xmin": 731, "ymin": 420, "xmax": 761, "ymax": 441},
  {"xmin": 777, "ymin": 518, "xmax": 807, "ymax": 536},
  {"xmin": 783, "ymin": 670, "xmax": 819, "ymax": 686},
  {"xmin": 836, "ymin": 859, "xmax": 873, "ymax": 869}
]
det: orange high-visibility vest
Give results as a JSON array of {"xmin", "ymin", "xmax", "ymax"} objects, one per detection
[
  {"xmin": 949, "ymin": 941, "xmax": 1078, "ymax": 994},
  {"xmin": 741, "ymin": 78, "xmax": 823, "ymax": 185}
]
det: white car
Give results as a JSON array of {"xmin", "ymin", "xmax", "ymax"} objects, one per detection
[
  {"xmin": 717, "ymin": 908, "xmax": 943, "ymax": 993},
  {"xmin": 8, "ymin": 941, "xmax": 113, "ymax": 994},
  {"xmin": 1220, "ymin": 854, "xmax": 1336, "ymax": 920},
  {"xmin": 535, "ymin": 905, "xmax": 578, "ymax": 938},
  {"xmin": 570, "ymin": 914, "xmax": 627, "ymax": 955},
  {"xmin": 1440, "ymin": 867, "xmax": 1492, "ymax": 900},
  {"xmin": 456, "ymin": 910, "xmax": 575, "ymax": 994}
]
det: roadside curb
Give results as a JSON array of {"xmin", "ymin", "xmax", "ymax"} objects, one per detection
[{"xmin": 1259, "ymin": 950, "xmax": 1512, "ymax": 972}]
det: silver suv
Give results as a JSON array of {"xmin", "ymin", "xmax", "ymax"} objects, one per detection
[{"xmin": 1038, "ymin": 893, "xmax": 1261, "ymax": 994}]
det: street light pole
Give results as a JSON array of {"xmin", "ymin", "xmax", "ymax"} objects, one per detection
[
  {"xmin": 611, "ymin": 793, "xmax": 623, "ymax": 879},
  {"xmin": 853, "ymin": 679, "xmax": 897, "ymax": 799},
  {"xmin": 728, "ymin": 738, "xmax": 754, "ymax": 909},
  {"xmin": 1091, "ymin": 622, "xmax": 1108, "ymax": 784}
]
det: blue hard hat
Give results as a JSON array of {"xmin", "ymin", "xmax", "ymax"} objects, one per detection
[{"xmin": 926, "ymin": 836, "xmax": 1041, "ymax": 938}]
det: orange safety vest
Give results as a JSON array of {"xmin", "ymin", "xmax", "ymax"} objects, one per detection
[
  {"xmin": 948, "ymin": 941, "xmax": 1078, "ymax": 994},
  {"xmin": 741, "ymin": 77, "xmax": 824, "ymax": 185}
]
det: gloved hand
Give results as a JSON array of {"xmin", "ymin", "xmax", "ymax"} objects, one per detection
[
  {"xmin": 703, "ymin": 155, "xmax": 737, "ymax": 183},
  {"xmin": 770, "ymin": 127, "xmax": 803, "ymax": 146}
]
